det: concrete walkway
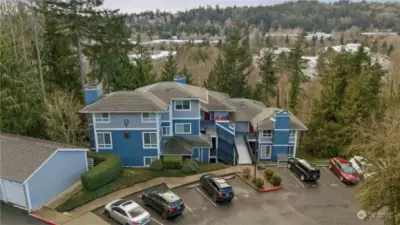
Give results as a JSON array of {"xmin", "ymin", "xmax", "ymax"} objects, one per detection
[
  {"xmin": 234, "ymin": 136, "xmax": 253, "ymax": 164},
  {"xmin": 35, "ymin": 166, "xmax": 245, "ymax": 224}
]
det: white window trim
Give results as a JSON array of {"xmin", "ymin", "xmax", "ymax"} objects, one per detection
[
  {"xmin": 141, "ymin": 113, "xmax": 157, "ymax": 123},
  {"xmin": 175, "ymin": 123, "xmax": 191, "ymax": 134},
  {"xmin": 143, "ymin": 156, "xmax": 158, "ymax": 166},
  {"xmin": 262, "ymin": 130, "xmax": 273, "ymax": 138},
  {"xmin": 162, "ymin": 126, "xmax": 171, "ymax": 136},
  {"xmin": 97, "ymin": 132, "xmax": 113, "ymax": 149},
  {"xmin": 289, "ymin": 130, "xmax": 296, "ymax": 138},
  {"xmin": 94, "ymin": 113, "xmax": 110, "ymax": 123},
  {"xmin": 260, "ymin": 145, "xmax": 272, "ymax": 159},
  {"xmin": 142, "ymin": 132, "xmax": 157, "ymax": 149},
  {"xmin": 174, "ymin": 100, "xmax": 191, "ymax": 111},
  {"xmin": 288, "ymin": 146, "xmax": 295, "ymax": 158}
]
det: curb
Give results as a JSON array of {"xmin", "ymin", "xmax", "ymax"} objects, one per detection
[
  {"xmin": 29, "ymin": 214, "xmax": 59, "ymax": 225},
  {"xmin": 259, "ymin": 185, "xmax": 282, "ymax": 192}
]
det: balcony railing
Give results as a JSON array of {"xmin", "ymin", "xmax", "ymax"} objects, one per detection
[{"xmin": 289, "ymin": 136, "xmax": 296, "ymax": 143}]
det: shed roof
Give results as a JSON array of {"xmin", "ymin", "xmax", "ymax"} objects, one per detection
[
  {"xmin": 161, "ymin": 134, "xmax": 212, "ymax": 155},
  {"xmin": 0, "ymin": 133, "xmax": 86, "ymax": 183}
]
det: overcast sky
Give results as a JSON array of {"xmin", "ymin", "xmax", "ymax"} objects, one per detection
[{"xmin": 100, "ymin": 0, "xmax": 398, "ymax": 13}]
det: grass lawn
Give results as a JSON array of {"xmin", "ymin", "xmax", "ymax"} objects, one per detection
[
  {"xmin": 56, "ymin": 163, "xmax": 229, "ymax": 212},
  {"xmin": 296, "ymin": 150, "xmax": 330, "ymax": 164}
]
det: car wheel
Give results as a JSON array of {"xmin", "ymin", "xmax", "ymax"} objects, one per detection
[
  {"xmin": 340, "ymin": 176, "xmax": 344, "ymax": 182},
  {"xmin": 288, "ymin": 163, "xmax": 291, "ymax": 169},
  {"xmin": 328, "ymin": 164, "xmax": 332, "ymax": 170},
  {"xmin": 214, "ymin": 193, "xmax": 219, "ymax": 203},
  {"xmin": 104, "ymin": 210, "xmax": 110, "ymax": 218},
  {"xmin": 143, "ymin": 199, "xmax": 149, "ymax": 206},
  {"xmin": 300, "ymin": 175, "xmax": 305, "ymax": 181},
  {"xmin": 162, "ymin": 211, "xmax": 169, "ymax": 219}
]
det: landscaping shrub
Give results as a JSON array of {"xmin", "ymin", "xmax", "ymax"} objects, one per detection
[
  {"xmin": 81, "ymin": 152, "xmax": 122, "ymax": 191},
  {"xmin": 264, "ymin": 169, "xmax": 275, "ymax": 180},
  {"xmin": 181, "ymin": 159, "xmax": 200, "ymax": 174},
  {"xmin": 271, "ymin": 173, "xmax": 282, "ymax": 187},
  {"xmin": 162, "ymin": 155, "xmax": 182, "ymax": 169},
  {"xmin": 254, "ymin": 177, "xmax": 264, "ymax": 188},
  {"xmin": 149, "ymin": 159, "xmax": 163, "ymax": 171},
  {"xmin": 242, "ymin": 168, "xmax": 251, "ymax": 180}
]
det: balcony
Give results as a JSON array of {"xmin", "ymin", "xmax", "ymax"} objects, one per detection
[{"xmin": 289, "ymin": 135, "xmax": 296, "ymax": 143}]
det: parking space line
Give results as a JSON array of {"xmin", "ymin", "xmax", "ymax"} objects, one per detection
[
  {"xmin": 234, "ymin": 196, "xmax": 238, "ymax": 200},
  {"xmin": 195, "ymin": 187, "xmax": 217, "ymax": 207},
  {"xmin": 285, "ymin": 168, "xmax": 305, "ymax": 187},
  {"xmin": 151, "ymin": 218, "xmax": 164, "ymax": 225},
  {"xmin": 185, "ymin": 204, "xmax": 196, "ymax": 215}
]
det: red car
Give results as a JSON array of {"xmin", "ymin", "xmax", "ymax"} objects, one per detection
[{"xmin": 329, "ymin": 157, "xmax": 360, "ymax": 184}]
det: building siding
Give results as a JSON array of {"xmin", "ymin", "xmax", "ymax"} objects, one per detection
[
  {"xmin": 97, "ymin": 130, "xmax": 158, "ymax": 166},
  {"xmin": 96, "ymin": 113, "xmax": 159, "ymax": 129},
  {"xmin": 27, "ymin": 151, "xmax": 87, "ymax": 211},
  {"xmin": 193, "ymin": 148, "xmax": 200, "ymax": 159},
  {"xmin": 235, "ymin": 122, "xmax": 249, "ymax": 133},
  {"xmin": 161, "ymin": 112, "xmax": 169, "ymax": 121},
  {"xmin": 171, "ymin": 100, "xmax": 200, "ymax": 119},
  {"xmin": 172, "ymin": 119, "xmax": 200, "ymax": 136},
  {"xmin": 201, "ymin": 148, "xmax": 210, "ymax": 162},
  {"xmin": 214, "ymin": 111, "xmax": 229, "ymax": 120}
]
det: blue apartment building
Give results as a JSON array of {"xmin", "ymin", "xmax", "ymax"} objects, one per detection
[{"xmin": 80, "ymin": 77, "xmax": 307, "ymax": 167}]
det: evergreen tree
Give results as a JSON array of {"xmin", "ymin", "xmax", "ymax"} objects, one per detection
[
  {"xmin": 204, "ymin": 27, "xmax": 252, "ymax": 97},
  {"xmin": 265, "ymin": 35, "xmax": 272, "ymax": 48},
  {"xmin": 133, "ymin": 34, "xmax": 156, "ymax": 87},
  {"xmin": 257, "ymin": 50, "xmax": 278, "ymax": 105},
  {"xmin": 287, "ymin": 33, "xmax": 309, "ymax": 114},
  {"xmin": 180, "ymin": 65, "xmax": 193, "ymax": 85},
  {"xmin": 161, "ymin": 53, "xmax": 179, "ymax": 81},
  {"xmin": 285, "ymin": 34, "xmax": 290, "ymax": 44},
  {"xmin": 387, "ymin": 43, "xmax": 394, "ymax": 56},
  {"xmin": 381, "ymin": 41, "xmax": 387, "ymax": 51},
  {"xmin": 319, "ymin": 35, "xmax": 324, "ymax": 44}
]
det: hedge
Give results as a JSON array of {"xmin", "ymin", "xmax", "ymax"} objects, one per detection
[
  {"xmin": 181, "ymin": 159, "xmax": 199, "ymax": 174},
  {"xmin": 81, "ymin": 152, "xmax": 122, "ymax": 191},
  {"xmin": 149, "ymin": 159, "xmax": 164, "ymax": 171},
  {"xmin": 162, "ymin": 155, "xmax": 182, "ymax": 169}
]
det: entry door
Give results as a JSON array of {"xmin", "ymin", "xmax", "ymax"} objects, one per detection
[
  {"xmin": 204, "ymin": 112, "xmax": 210, "ymax": 120},
  {"xmin": 2, "ymin": 180, "xmax": 27, "ymax": 209}
]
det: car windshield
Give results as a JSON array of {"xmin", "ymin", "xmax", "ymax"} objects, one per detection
[
  {"xmin": 169, "ymin": 199, "xmax": 182, "ymax": 207},
  {"xmin": 128, "ymin": 206, "xmax": 146, "ymax": 218},
  {"xmin": 342, "ymin": 165, "xmax": 356, "ymax": 173}
]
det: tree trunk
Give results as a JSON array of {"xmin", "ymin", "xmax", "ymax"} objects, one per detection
[
  {"xmin": 76, "ymin": 30, "xmax": 86, "ymax": 103},
  {"xmin": 31, "ymin": 10, "xmax": 46, "ymax": 102}
]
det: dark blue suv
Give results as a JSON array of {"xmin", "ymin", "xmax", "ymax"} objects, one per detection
[{"xmin": 200, "ymin": 174, "xmax": 234, "ymax": 202}]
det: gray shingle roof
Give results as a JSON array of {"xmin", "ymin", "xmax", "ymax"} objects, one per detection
[
  {"xmin": 201, "ymin": 91, "xmax": 236, "ymax": 112},
  {"xmin": 250, "ymin": 108, "xmax": 308, "ymax": 130},
  {"xmin": 80, "ymin": 91, "xmax": 168, "ymax": 113},
  {"xmin": 228, "ymin": 98, "xmax": 266, "ymax": 122},
  {"xmin": 0, "ymin": 133, "xmax": 84, "ymax": 182},
  {"xmin": 161, "ymin": 134, "xmax": 212, "ymax": 155}
]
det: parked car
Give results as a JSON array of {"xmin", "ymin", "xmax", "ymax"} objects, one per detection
[
  {"xmin": 142, "ymin": 187, "xmax": 185, "ymax": 219},
  {"xmin": 329, "ymin": 157, "xmax": 360, "ymax": 184},
  {"xmin": 349, "ymin": 156, "xmax": 375, "ymax": 179},
  {"xmin": 200, "ymin": 174, "xmax": 234, "ymax": 202},
  {"xmin": 104, "ymin": 199, "xmax": 150, "ymax": 225},
  {"xmin": 287, "ymin": 158, "xmax": 321, "ymax": 181}
]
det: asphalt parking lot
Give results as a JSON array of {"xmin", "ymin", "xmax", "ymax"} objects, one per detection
[
  {"xmin": 0, "ymin": 202, "xmax": 47, "ymax": 225},
  {"xmin": 94, "ymin": 168, "xmax": 383, "ymax": 225}
]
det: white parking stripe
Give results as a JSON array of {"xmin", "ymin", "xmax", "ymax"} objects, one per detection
[
  {"xmin": 233, "ymin": 196, "xmax": 238, "ymax": 200},
  {"xmin": 185, "ymin": 204, "xmax": 196, "ymax": 215},
  {"xmin": 151, "ymin": 218, "xmax": 164, "ymax": 225},
  {"xmin": 285, "ymin": 168, "xmax": 305, "ymax": 187},
  {"xmin": 195, "ymin": 187, "xmax": 217, "ymax": 207}
]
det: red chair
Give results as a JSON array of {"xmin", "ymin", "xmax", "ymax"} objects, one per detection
[
  {"xmin": 221, "ymin": 116, "xmax": 226, "ymax": 120},
  {"xmin": 215, "ymin": 116, "xmax": 219, "ymax": 121}
]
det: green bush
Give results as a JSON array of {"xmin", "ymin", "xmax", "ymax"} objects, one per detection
[
  {"xmin": 181, "ymin": 159, "xmax": 200, "ymax": 175},
  {"xmin": 162, "ymin": 156, "xmax": 182, "ymax": 169},
  {"xmin": 149, "ymin": 159, "xmax": 163, "ymax": 171},
  {"xmin": 81, "ymin": 152, "xmax": 122, "ymax": 191},
  {"xmin": 254, "ymin": 178, "xmax": 264, "ymax": 188},
  {"xmin": 264, "ymin": 169, "xmax": 275, "ymax": 180},
  {"xmin": 271, "ymin": 173, "xmax": 282, "ymax": 187}
]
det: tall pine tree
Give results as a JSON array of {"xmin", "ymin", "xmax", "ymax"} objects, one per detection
[
  {"xmin": 161, "ymin": 53, "xmax": 179, "ymax": 81},
  {"xmin": 287, "ymin": 32, "xmax": 309, "ymax": 114},
  {"xmin": 257, "ymin": 50, "xmax": 278, "ymax": 105},
  {"xmin": 133, "ymin": 34, "xmax": 156, "ymax": 87}
]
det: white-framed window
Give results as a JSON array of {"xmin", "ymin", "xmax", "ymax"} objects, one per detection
[
  {"xmin": 288, "ymin": 146, "xmax": 295, "ymax": 158},
  {"xmin": 262, "ymin": 130, "xmax": 273, "ymax": 138},
  {"xmin": 162, "ymin": 126, "xmax": 170, "ymax": 136},
  {"xmin": 260, "ymin": 145, "xmax": 272, "ymax": 159},
  {"xmin": 141, "ymin": 113, "xmax": 157, "ymax": 123},
  {"xmin": 174, "ymin": 100, "xmax": 191, "ymax": 111},
  {"xmin": 175, "ymin": 123, "xmax": 191, "ymax": 134},
  {"xmin": 95, "ymin": 113, "xmax": 110, "ymax": 123},
  {"xmin": 144, "ymin": 157, "xmax": 158, "ymax": 166},
  {"xmin": 142, "ymin": 132, "xmax": 157, "ymax": 148},
  {"xmin": 97, "ymin": 132, "xmax": 112, "ymax": 148},
  {"xmin": 289, "ymin": 130, "xmax": 296, "ymax": 138}
]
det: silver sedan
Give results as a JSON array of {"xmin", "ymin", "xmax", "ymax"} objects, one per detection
[{"xmin": 104, "ymin": 199, "xmax": 150, "ymax": 225}]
